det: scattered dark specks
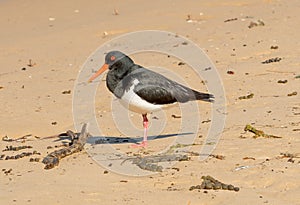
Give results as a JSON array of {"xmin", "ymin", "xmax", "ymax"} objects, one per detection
[
  {"xmin": 224, "ymin": 17, "xmax": 238, "ymax": 22},
  {"xmin": 3, "ymin": 168, "xmax": 12, "ymax": 175},
  {"xmin": 277, "ymin": 79, "xmax": 288, "ymax": 84},
  {"xmin": 262, "ymin": 57, "xmax": 282, "ymax": 64},
  {"xmin": 270, "ymin": 45, "xmax": 279, "ymax": 49},
  {"xmin": 287, "ymin": 91, "xmax": 297, "ymax": 96},
  {"xmin": 62, "ymin": 90, "xmax": 71, "ymax": 94},
  {"xmin": 227, "ymin": 70, "xmax": 234, "ymax": 75}
]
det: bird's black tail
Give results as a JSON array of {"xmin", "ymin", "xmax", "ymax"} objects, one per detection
[{"xmin": 192, "ymin": 90, "xmax": 214, "ymax": 102}]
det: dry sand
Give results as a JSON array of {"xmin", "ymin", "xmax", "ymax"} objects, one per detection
[{"xmin": 0, "ymin": 0, "xmax": 299, "ymax": 204}]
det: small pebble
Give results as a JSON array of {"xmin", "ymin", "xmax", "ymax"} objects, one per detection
[
  {"xmin": 287, "ymin": 91, "xmax": 297, "ymax": 96},
  {"xmin": 234, "ymin": 187, "xmax": 240, "ymax": 192}
]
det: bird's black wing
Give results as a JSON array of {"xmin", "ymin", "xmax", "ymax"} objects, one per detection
[
  {"xmin": 135, "ymin": 84, "xmax": 177, "ymax": 104},
  {"xmin": 128, "ymin": 68, "xmax": 213, "ymax": 105}
]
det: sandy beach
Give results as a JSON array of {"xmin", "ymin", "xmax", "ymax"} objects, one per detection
[{"xmin": 0, "ymin": 0, "xmax": 299, "ymax": 204}]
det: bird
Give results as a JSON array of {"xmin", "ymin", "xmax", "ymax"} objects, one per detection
[{"xmin": 88, "ymin": 51, "xmax": 214, "ymax": 147}]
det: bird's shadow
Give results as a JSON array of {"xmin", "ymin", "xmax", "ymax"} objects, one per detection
[{"xmin": 86, "ymin": 132, "xmax": 193, "ymax": 145}]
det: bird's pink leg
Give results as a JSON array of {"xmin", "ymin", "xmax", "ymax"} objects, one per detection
[{"xmin": 132, "ymin": 114, "xmax": 148, "ymax": 148}]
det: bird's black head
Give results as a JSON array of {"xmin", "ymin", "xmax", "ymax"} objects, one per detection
[
  {"xmin": 104, "ymin": 51, "xmax": 134, "ymax": 70},
  {"xmin": 88, "ymin": 50, "xmax": 134, "ymax": 82}
]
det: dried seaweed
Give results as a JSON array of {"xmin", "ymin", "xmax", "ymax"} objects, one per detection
[
  {"xmin": 224, "ymin": 18, "xmax": 238, "ymax": 23},
  {"xmin": 5, "ymin": 151, "xmax": 40, "ymax": 160},
  {"xmin": 190, "ymin": 175, "xmax": 239, "ymax": 192},
  {"xmin": 278, "ymin": 152, "xmax": 300, "ymax": 162},
  {"xmin": 42, "ymin": 124, "xmax": 89, "ymax": 169},
  {"xmin": 133, "ymin": 154, "xmax": 189, "ymax": 172},
  {"xmin": 244, "ymin": 124, "xmax": 282, "ymax": 138},
  {"xmin": 3, "ymin": 145, "xmax": 32, "ymax": 152}
]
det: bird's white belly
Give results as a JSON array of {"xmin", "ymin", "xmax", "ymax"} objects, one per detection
[
  {"xmin": 118, "ymin": 79, "xmax": 163, "ymax": 114},
  {"xmin": 120, "ymin": 87, "xmax": 163, "ymax": 114}
]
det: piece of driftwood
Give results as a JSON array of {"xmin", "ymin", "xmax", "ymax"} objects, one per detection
[{"xmin": 42, "ymin": 124, "xmax": 88, "ymax": 169}]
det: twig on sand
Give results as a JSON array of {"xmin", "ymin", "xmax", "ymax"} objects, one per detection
[{"xmin": 42, "ymin": 124, "xmax": 89, "ymax": 169}]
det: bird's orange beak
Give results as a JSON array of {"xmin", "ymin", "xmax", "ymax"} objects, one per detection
[{"xmin": 88, "ymin": 63, "xmax": 109, "ymax": 83}]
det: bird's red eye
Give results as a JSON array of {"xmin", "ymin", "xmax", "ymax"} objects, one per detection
[{"xmin": 110, "ymin": 56, "xmax": 116, "ymax": 61}]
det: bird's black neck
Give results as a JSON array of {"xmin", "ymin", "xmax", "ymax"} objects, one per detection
[{"xmin": 106, "ymin": 63, "xmax": 141, "ymax": 98}]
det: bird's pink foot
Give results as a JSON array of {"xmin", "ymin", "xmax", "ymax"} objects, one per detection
[{"xmin": 131, "ymin": 141, "xmax": 147, "ymax": 148}]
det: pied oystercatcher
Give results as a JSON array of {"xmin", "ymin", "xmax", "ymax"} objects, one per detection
[{"xmin": 88, "ymin": 51, "xmax": 214, "ymax": 147}]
